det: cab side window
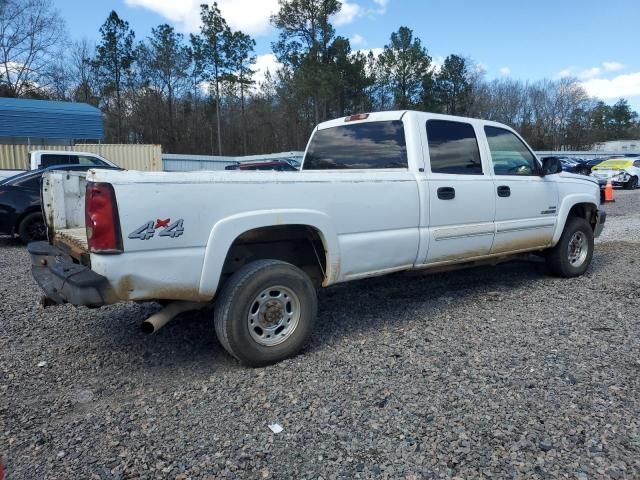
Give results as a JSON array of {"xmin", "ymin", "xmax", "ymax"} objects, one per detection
[
  {"xmin": 426, "ymin": 120, "xmax": 483, "ymax": 175},
  {"xmin": 634, "ymin": 160, "xmax": 640, "ymax": 168},
  {"xmin": 485, "ymin": 126, "xmax": 539, "ymax": 176}
]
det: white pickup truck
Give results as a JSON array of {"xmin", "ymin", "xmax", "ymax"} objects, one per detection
[
  {"xmin": 28, "ymin": 111, "xmax": 606, "ymax": 366},
  {"xmin": 0, "ymin": 150, "xmax": 117, "ymax": 180}
]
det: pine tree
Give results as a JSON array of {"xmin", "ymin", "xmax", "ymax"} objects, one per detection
[{"xmin": 93, "ymin": 11, "xmax": 136, "ymax": 142}]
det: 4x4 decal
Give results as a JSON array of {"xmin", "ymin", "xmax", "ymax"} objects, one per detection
[{"xmin": 128, "ymin": 219, "xmax": 184, "ymax": 240}]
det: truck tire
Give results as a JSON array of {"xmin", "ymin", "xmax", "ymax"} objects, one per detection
[
  {"xmin": 214, "ymin": 259, "xmax": 317, "ymax": 367},
  {"xmin": 546, "ymin": 217, "xmax": 594, "ymax": 278},
  {"xmin": 17, "ymin": 212, "xmax": 46, "ymax": 244},
  {"xmin": 624, "ymin": 176, "xmax": 638, "ymax": 190}
]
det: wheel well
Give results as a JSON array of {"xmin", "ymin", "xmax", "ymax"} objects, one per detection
[
  {"xmin": 221, "ymin": 225, "xmax": 328, "ymax": 287},
  {"xmin": 567, "ymin": 202, "xmax": 598, "ymax": 230}
]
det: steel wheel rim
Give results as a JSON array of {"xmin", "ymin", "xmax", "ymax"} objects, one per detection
[
  {"xmin": 247, "ymin": 285, "xmax": 301, "ymax": 347},
  {"xmin": 567, "ymin": 231, "xmax": 588, "ymax": 267}
]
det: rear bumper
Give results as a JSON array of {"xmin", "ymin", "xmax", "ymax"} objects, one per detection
[
  {"xmin": 594, "ymin": 209, "xmax": 606, "ymax": 238},
  {"xmin": 27, "ymin": 241, "xmax": 117, "ymax": 307}
]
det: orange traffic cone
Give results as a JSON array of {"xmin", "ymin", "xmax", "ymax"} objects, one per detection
[{"xmin": 604, "ymin": 179, "xmax": 615, "ymax": 203}]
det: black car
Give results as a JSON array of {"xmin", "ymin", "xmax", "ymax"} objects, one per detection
[
  {"xmin": 579, "ymin": 158, "xmax": 606, "ymax": 174},
  {"xmin": 0, "ymin": 164, "xmax": 121, "ymax": 244}
]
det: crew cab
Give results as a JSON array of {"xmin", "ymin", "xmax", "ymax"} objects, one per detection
[
  {"xmin": 28, "ymin": 111, "xmax": 606, "ymax": 366},
  {"xmin": 0, "ymin": 150, "xmax": 117, "ymax": 180}
]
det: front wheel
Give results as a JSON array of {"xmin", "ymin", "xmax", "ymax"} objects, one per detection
[
  {"xmin": 624, "ymin": 176, "xmax": 638, "ymax": 190},
  {"xmin": 546, "ymin": 217, "xmax": 594, "ymax": 278},
  {"xmin": 214, "ymin": 259, "xmax": 317, "ymax": 367}
]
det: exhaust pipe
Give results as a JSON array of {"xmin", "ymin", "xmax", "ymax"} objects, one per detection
[{"xmin": 141, "ymin": 301, "xmax": 206, "ymax": 335}]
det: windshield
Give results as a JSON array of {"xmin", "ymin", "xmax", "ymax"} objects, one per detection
[{"xmin": 592, "ymin": 159, "xmax": 633, "ymax": 170}]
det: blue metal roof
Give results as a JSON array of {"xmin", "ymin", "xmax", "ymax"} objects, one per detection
[{"xmin": 0, "ymin": 98, "xmax": 104, "ymax": 140}]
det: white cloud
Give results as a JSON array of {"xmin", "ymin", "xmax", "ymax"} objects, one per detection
[
  {"xmin": 124, "ymin": 0, "xmax": 279, "ymax": 35},
  {"xmin": 371, "ymin": 0, "xmax": 390, "ymax": 14},
  {"xmin": 332, "ymin": 0, "xmax": 362, "ymax": 26},
  {"xmin": 581, "ymin": 71, "xmax": 640, "ymax": 100},
  {"xmin": 603, "ymin": 61, "xmax": 624, "ymax": 72},
  {"xmin": 556, "ymin": 67, "xmax": 573, "ymax": 79},
  {"xmin": 350, "ymin": 33, "xmax": 366, "ymax": 46},
  {"xmin": 579, "ymin": 67, "xmax": 601, "ymax": 80},
  {"xmin": 499, "ymin": 67, "xmax": 511, "ymax": 76},
  {"xmin": 253, "ymin": 53, "xmax": 282, "ymax": 86},
  {"xmin": 357, "ymin": 47, "xmax": 383, "ymax": 59},
  {"xmin": 431, "ymin": 55, "xmax": 444, "ymax": 73},
  {"xmin": 475, "ymin": 63, "xmax": 488, "ymax": 75}
]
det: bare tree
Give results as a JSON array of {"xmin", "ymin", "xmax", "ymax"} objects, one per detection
[
  {"xmin": 0, "ymin": 0, "xmax": 66, "ymax": 96},
  {"xmin": 70, "ymin": 39, "xmax": 98, "ymax": 104}
]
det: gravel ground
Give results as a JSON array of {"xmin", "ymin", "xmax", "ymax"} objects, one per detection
[{"xmin": 2, "ymin": 192, "xmax": 639, "ymax": 479}]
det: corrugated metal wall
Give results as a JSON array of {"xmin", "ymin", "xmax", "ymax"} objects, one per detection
[
  {"xmin": 0, "ymin": 98, "xmax": 104, "ymax": 140},
  {"xmin": 0, "ymin": 144, "xmax": 162, "ymax": 171}
]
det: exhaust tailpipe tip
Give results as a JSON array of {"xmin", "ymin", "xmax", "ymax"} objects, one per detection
[{"xmin": 141, "ymin": 301, "xmax": 206, "ymax": 335}]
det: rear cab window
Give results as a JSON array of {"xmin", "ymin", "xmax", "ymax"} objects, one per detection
[
  {"xmin": 426, "ymin": 120, "xmax": 483, "ymax": 175},
  {"xmin": 12, "ymin": 174, "xmax": 41, "ymax": 189},
  {"xmin": 40, "ymin": 154, "xmax": 72, "ymax": 168},
  {"xmin": 303, "ymin": 120, "xmax": 407, "ymax": 170}
]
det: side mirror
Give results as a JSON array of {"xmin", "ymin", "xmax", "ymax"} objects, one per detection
[{"xmin": 542, "ymin": 157, "xmax": 562, "ymax": 176}]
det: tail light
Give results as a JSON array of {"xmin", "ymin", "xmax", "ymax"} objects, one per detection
[{"xmin": 85, "ymin": 182, "xmax": 123, "ymax": 253}]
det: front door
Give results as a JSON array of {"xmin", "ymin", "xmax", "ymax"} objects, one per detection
[
  {"xmin": 483, "ymin": 126, "xmax": 558, "ymax": 254},
  {"xmin": 423, "ymin": 119, "xmax": 496, "ymax": 263}
]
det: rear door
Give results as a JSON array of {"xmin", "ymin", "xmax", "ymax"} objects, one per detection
[
  {"xmin": 423, "ymin": 119, "xmax": 496, "ymax": 263},
  {"xmin": 483, "ymin": 126, "xmax": 558, "ymax": 254}
]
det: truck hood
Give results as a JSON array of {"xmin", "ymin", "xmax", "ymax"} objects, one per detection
[{"xmin": 558, "ymin": 171, "xmax": 598, "ymax": 184}]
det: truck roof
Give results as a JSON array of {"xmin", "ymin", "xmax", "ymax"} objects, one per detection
[{"xmin": 315, "ymin": 110, "xmax": 514, "ymax": 132}]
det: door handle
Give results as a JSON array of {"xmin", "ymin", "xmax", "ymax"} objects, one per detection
[
  {"xmin": 497, "ymin": 185, "xmax": 511, "ymax": 197},
  {"xmin": 437, "ymin": 186, "xmax": 455, "ymax": 200}
]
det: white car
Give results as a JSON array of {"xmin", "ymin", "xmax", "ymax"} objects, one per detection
[
  {"xmin": 0, "ymin": 150, "xmax": 118, "ymax": 181},
  {"xmin": 29, "ymin": 111, "xmax": 605, "ymax": 366},
  {"xmin": 591, "ymin": 158, "xmax": 640, "ymax": 189}
]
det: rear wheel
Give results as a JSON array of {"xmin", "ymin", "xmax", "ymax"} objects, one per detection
[
  {"xmin": 17, "ymin": 212, "xmax": 46, "ymax": 244},
  {"xmin": 624, "ymin": 176, "xmax": 638, "ymax": 190},
  {"xmin": 214, "ymin": 259, "xmax": 317, "ymax": 367},
  {"xmin": 546, "ymin": 217, "xmax": 594, "ymax": 278}
]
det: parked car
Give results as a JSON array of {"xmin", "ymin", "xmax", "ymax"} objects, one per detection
[
  {"xmin": 0, "ymin": 150, "xmax": 118, "ymax": 181},
  {"xmin": 225, "ymin": 160, "xmax": 298, "ymax": 171},
  {"xmin": 543, "ymin": 156, "xmax": 588, "ymax": 175},
  {"xmin": 0, "ymin": 164, "xmax": 121, "ymax": 243},
  {"xmin": 582, "ymin": 158, "xmax": 606, "ymax": 171},
  {"xmin": 591, "ymin": 158, "xmax": 640, "ymax": 189},
  {"xmin": 29, "ymin": 111, "xmax": 604, "ymax": 366}
]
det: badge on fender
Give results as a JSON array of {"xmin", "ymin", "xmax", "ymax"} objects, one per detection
[{"xmin": 128, "ymin": 219, "xmax": 184, "ymax": 240}]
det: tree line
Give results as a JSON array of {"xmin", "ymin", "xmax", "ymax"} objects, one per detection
[{"xmin": 1, "ymin": 0, "xmax": 638, "ymax": 155}]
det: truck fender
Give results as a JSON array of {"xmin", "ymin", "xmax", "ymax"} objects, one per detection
[
  {"xmin": 551, "ymin": 193, "xmax": 599, "ymax": 245},
  {"xmin": 198, "ymin": 209, "xmax": 340, "ymax": 297}
]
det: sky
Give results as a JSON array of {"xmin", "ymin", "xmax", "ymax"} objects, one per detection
[{"xmin": 55, "ymin": 0, "xmax": 640, "ymax": 110}]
